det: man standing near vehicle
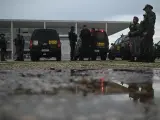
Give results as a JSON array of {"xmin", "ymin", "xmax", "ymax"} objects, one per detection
[
  {"xmin": 142, "ymin": 4, "xmax": 156, "ymax": 62},
  {"xmin": 68, "ymin": 26, "xmax": 77, "ymax": 61},
  {"xmin": 0, "ymin": 33, "xmax": 7, "ymax": 61},
  {"xmin": 128, "ymin": 16, "xmax": 140, "ymax": 62},
  {"xmin": 79, "ymin": 25, "xmax": 91, "ymax": 60},
  {"xmin": 14, "ymin": 34, "xmax": 25, "ymax": 61}
]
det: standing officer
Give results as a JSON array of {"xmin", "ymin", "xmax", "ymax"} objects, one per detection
[
  {"xmin": 68, "ymin": 26, "xmax": 77, "ymax": 61},
  {"xmin": 142, "ymin": 4, "xmax": 156, "ymax": 62},
  {"xmin": 0, "ymin": 33, "xmax": 7, "ymax": 61},
  {"xmin": 14, "ymin": 34, "xmax": 25, "ymax": 61},
  {"xmin": 128, "ymin": 16, "xmax": 140, "ymax": 61},
  {"xmin": 79, "ymin": 25, "xmax": 91, "ymax": 60},
  {"xmin": 128, "ymin": 16, "xmax": 140, "ymax": 37}
]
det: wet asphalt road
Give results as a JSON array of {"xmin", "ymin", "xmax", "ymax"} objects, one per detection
[{"xmin": 0, "ymin": 69, "xmax": 160, "ymax": 120}]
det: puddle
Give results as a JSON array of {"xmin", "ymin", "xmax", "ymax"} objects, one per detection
[{"xmin": 0, "ymin": 68, "xmax": 160, "ymax": 120}]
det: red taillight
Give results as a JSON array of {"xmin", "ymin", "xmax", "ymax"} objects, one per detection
[
  {"xmin": 30, "ymin": 40, "xmax": 33, "ymax": 48},
  {"xmin": 100, "ymin": 29, "xmax": 104, "ymax": 32},
  {"xmin": 57, "ymin": 40, "xmax": 61, "ymax": 47}
]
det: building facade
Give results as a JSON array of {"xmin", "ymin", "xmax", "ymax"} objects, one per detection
[{"xmin": 0, "ymin": 19, "xmax": 130, "ymax": 59}]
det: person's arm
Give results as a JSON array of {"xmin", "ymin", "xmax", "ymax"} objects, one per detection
[
  {"xmin": 68, "ymin": 32, "xmax": 71, "ymax": 40},
  {"xmin": 131, "ymin": 23, "xmax": 141, "ymax": 36},
  {"xmin": 79, "ymin": 30, "xmax": 83, "ymax": 39},
  {"xmin": 147, "ymin": 12, "xmax": 156, "ymax": 32}
]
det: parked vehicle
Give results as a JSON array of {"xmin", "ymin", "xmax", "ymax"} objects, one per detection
[
  {"xmin": 29, "ymin": 29, "xmax": 61, "ymax": 61},
  {"xmin": 108, "ymin": 35, "xmax": 130, "ymax": 60},
  {"xmin": 154, "ymin": 41, "xmax": 160, "ymax": 59},
  {"xmin": 74, "ymin": 29, "xmax": 109, "ymax": 60}
]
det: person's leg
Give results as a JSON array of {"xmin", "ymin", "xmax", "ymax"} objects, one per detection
[
  {"xmin": 20, "ymin": 48, "xmax": 24, "ymax": 61},
  {"xmin": 70, "ymin": 45, "xmax": 74, "ymax": 60},
  {"xmin": 144, "ymin": 34, "xmax": 154, "ymax": 62},
  {"xmin": 1, "ymin": 48, "xmax": 5, "ymax": 61}
]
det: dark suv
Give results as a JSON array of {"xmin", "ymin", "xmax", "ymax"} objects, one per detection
[
  {"xmin": 108, "ymin": 35, "xmax": 130, "ymax": 60},
  {"xmin": 29, "ymin": 29, "xmax": 61, "ymax": 61},
  {"xmin": 74, "ymin": 29, "xmax": 109, "ymax": 60},
  {"xmin": 91, "ymin": 30, "xmax": 109, "ymax": 60}
]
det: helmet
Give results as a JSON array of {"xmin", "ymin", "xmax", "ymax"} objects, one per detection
[
  {"xmin": 143, "ymin": 4, "xmax": 153, "ymax": 10},
  {"xmin": 133, "ymin": 16, "xmax": 139, "ymax": 22}
]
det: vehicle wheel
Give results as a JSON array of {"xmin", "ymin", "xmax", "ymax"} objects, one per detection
[
  {"xmin": 31, "ymin": 54, "xmax": 40, "ymax": 61},
  {"xmin": 56, "ymin": 56, "xmax": 61, "ymax": 61},
  {"xmin": 108, "ymin": 52, "xmax": 115, "ymax": 60}
]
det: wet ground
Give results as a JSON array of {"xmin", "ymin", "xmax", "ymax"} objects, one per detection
[{"xmin": 0, "ymin": 68, "xmax": 160, "ymax": 120}]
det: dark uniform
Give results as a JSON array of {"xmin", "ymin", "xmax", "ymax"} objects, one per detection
[
  {"xmin": 128, "ymin": 16, "xmax": 140, "ymax": 61},
  {"xmin": 141, "ymin": 4, "xmax": 156, "ymax": 62},
  {"xmin": 128, "ymin": 17, "xmax": 140, "ymax": 37},
  {"xmin": 14, "ymin": 34, "xmax": 25, "ymax": 61},
  {"xmin": 0, "ymin": 34, "xmax": 7, "ymax": 61},
  {"xmin": 79, "ymin": 25, "xmax": 91, "ymax": 60},
  {"xmin": 68, "ymin": 26, "xmax": 77, "ymax": 61}
]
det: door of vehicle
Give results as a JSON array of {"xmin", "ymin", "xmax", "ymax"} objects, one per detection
[
  {"xmin": 95, "ymin": 31, "xmax": 109, "ymax": 49},
  {"xmin": 114, "ymin": 38, "xmax": 122, "ymax": 56},
  {"xmin": 155, "ymin": 41, "xmax": 160, "ymax": 57}
]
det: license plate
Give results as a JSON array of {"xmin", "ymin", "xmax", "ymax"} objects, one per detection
[
  {"xmin": 42, "ymin": 49, "xmax": 49, "ymax": 52},
  {"xmin": 94, "ymin": 50, "xmax": 99, "ymax": 52},
  {"xmin": 49, "ymin": 40, "xmax": 57, "ymax": 44},
  {"xmin": 97, "ymin": 42, "xmax": 105, "ymax": 47}
]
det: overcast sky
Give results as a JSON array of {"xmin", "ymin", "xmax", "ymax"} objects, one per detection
[
  {"xmin": 0, "ymin": 0, "xmax": 159, "ymax": 20},
  {"xmin": 0, "ymin": 0, "xmax": 159, "ymax": 43}
]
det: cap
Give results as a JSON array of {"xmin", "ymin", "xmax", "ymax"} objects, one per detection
[
  {"xmin": 91, "ymin": 28, "xmax": 95, "ymax": 30},
  {"xmin": 83, "ymin": 25, "xmax": 87, "ymax": 27},
  {"xmin": 70, "ymin": 26, "xmax": 74, "ymax": 29},
  {"xmin": 143, "ymin": 4, "xmax": 153, "ymax": 10}
]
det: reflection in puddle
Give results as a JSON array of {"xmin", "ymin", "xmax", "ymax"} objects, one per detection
[{"xmin": 0, "ymin": 69, "xmax": 160, "ymax": 120}]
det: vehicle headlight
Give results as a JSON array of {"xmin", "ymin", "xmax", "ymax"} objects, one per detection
[{"xmin": 33, "ymin": 40, "xmax": 38, "ymax": 45}]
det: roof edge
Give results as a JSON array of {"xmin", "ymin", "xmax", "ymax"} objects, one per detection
[{"xmin": 0, "ymin": 19, "xmax": 130, "ymax": 23}]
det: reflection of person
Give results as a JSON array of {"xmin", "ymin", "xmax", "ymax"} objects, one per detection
[{"xmin": 128, "ymin": 70, "xmax": 157, "ymax": 119}]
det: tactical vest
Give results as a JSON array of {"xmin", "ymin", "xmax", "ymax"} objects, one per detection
[{"xmin": 129, "ymin": 23, "xmax": 139, "ymax": 32}]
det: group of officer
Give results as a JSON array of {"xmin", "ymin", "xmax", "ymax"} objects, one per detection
[
  {"xmin": 0, "ymin": 33, "xmax": 24, "ymax": 61},
  {"xmin": 128, "ymin": 4, "xmax": 156, "ymax": 62},
  {"xmin": 68, "ymin": 25, "xmax": 92, "ymax": 61}
]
